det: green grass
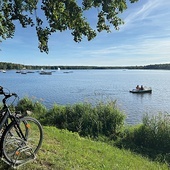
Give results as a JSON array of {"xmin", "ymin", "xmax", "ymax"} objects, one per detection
[{"xmin": 0, "ymin": 126, "xmax": 168, "ymax": 170}]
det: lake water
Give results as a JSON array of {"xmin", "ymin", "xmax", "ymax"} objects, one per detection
[{"xmin": 0, "ymin": 69, "xmax": 169, "ymax": 125}]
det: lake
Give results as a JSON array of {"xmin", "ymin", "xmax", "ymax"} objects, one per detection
[{"xmin": 0, "ymin": 69, "xmax": 169, "ymax": 125}]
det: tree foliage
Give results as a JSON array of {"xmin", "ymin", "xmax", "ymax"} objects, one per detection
[{"xmin": 0, "ymin": 0, "xmax": 138, "ymax": 53}]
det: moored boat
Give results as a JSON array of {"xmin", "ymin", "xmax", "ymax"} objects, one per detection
[
  {"xmin": 39, "ymin": 68, "xmax": 52, "ymax": 75},
  {"xmin": 27, "ymin": 71, "xmax": 35, "ymax": 73},
  {"xmin": 39, "ymin": 71, "xmax": 52, "ymax": 75}
]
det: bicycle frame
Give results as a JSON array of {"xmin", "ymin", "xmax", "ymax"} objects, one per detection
[
  {"xmin": 0, "ymin": 108, "xmax": 10, "ymax": 131},
  {"xmin": 0, "ymin": 95, "xmax": 27, "ymax": 142}
]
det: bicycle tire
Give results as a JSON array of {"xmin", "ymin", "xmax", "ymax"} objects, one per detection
[{"xmin": 1, "ymin": 116, "xmax": 43, "ymax": 165}]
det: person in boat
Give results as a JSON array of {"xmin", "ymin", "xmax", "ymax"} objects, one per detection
[
  {"xmin": 136, "ymin": 85, "xmax": 140, "ymax": 90},
  {"xmin": 140, "ymin": 85, "xmax": 144, "ymax": 90}
]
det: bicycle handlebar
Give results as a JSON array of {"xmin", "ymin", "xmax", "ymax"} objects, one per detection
[{"xmin": 0, "ymin": 86, "xmax": 18, "ymax": 104}]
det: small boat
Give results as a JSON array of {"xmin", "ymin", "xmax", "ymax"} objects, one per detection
[
  {"xmin": 130, "ymin": 87, "xmax": 152, "ymax": 93},
  {"xmin": 39, "ymin": 68, "xmax": 52, "ymax": 75},
  {"xmin": 21, "ymin": 71, "xmax": 27, "ymax": 74},
  {"xmin": 39, "ymin": 71, "xmax": 52, "ymax": 75},
  {"xmin": 21, "ymin": 67, "xmax": 27, "ymax": 74},
  {"xmin": 63, "ymin": 71, "xmax": 73, "ymax": 74},
  {"xmin": 27, "ymin": 71, "xmax": 35, "ymax": 73}
]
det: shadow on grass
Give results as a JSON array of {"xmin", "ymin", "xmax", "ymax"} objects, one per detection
[
  {"xmin": 115, "ymin": 140, "xmax": 170, "ymax": 167},
  {"xmin": 0, "ymin": 160, "xmax": 13, "ymax": 170}
]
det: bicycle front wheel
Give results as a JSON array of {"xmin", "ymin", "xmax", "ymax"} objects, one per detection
[{"xmin": 1, "ymin": 116, "xmax": 43, "ymax": 165}]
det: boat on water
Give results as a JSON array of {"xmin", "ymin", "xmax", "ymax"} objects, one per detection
[
  {"xmin": 21, "ymin": 71, "xmax": 27, "ymax": 74},
  {"xmin": 63, "ymin": 71, "xmax": 73, "ymax": 74},
  {"xmin": 130, "ymin": 87, "xmax": 152, "ymax": 93},
  {"xmin": 39, "ymin": 71, "xmax": 52, "ymax": 75},
  {"xmin": 20, "ymin": 67, "xmax": 27, "ymax": 74},
  {"xmin": 2, "ymin": 70, "xmax": 6, "ymax": 73},
  {"xmin": 27, "ymin": 71, "xmax": 35, "ymax": 73},
  {"xmin": 39, "ymin": 68, "xmax": 52, "ymax": 75}
]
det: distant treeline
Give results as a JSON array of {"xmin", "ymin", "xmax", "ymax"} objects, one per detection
[{"xmin": 1, "ymin": 62, "xmax": 170, "ymax": 70}]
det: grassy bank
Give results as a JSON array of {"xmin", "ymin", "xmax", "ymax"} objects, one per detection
[{"xmin": 0, "ymin": 126, "xmax": 168, "ymax": 170}]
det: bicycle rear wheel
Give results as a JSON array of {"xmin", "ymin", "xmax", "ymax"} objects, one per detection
[{"xmin": 1, "ymin": 117, "xmax": 43, "ymax": 166}]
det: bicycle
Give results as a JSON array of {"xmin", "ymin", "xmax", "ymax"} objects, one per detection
[{"xmin": 0, "ymin": 86, "xmax": 43, "ymax": 168}]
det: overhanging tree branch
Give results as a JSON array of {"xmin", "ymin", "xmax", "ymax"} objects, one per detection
[{"xmin": 0, "ymin": 0, "xmax": 139, "ymax": 53}]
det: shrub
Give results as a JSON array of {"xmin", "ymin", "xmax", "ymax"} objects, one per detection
[
  {"xmin": 16, "ymin": 97, "xmax": 34, "ymax": 113},
  {"xmin": 79, "ymin": 104, "xmax": 101, "ymax": 137},
  {"xmin": 133, "ymin": 113, "xmax": 170, "ymax": 153},
  {"xmin": 116, "ymin": 113, "xmax": 170, "ymax": 164},
  {"xmin": 45, "ymin": 104, "xmax": 66, "ymax": 127},
  {"xmin": 64, "ymin": 104, "xmax": 85, "ymax": 132},
  {"xmin": 16, "ymin": 97, "xmax": 47, "ymax": 122},
  {"xmin": 15, "ymin": 97, "xmax": 126, "ymax": 139},
  {"xmin": 52, "ymin": 101, "xmax": 125, "ymax": 139},
  {"xmin": 32, "ymin": 101, "xmax": 47, "ymax": 124},
  {"xmin": 96, "ymin": 101, "xmax": 125, "ymax": 139}
]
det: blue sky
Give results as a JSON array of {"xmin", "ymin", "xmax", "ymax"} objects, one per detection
[{"xmin": 1, "ymin": 0, "xmax": 170, "ymax": 66}]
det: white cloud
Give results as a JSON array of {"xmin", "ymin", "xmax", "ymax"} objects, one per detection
[
  {"xmin": 74, "ymin": 32, "xmax": 170, "ymax": 66},
  {"xmin": 121, "ymin": 0, "xmax": 170, "ymax": 31}
]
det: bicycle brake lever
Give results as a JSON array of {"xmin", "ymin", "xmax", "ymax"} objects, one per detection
[{"xmin": 12, "ymin": 93, "xmax": 18, "ymax": 97}]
